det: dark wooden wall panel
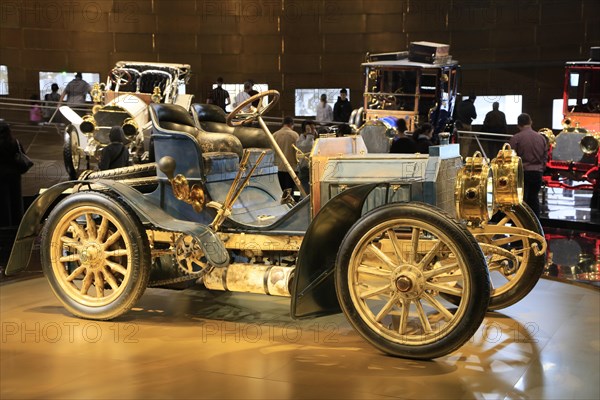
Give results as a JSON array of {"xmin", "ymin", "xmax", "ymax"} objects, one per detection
[{"xmin": 0, "ymin": 0, "xmax": 599, "ymax": 127}]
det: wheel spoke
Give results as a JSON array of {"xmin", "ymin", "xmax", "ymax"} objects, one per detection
[
  {"xmin": 422, "ymin": 292, "xmax": 454, "ymax": 321},
  {"xmin": 102, "ymin": 267, "xmax": 119, "ymax": 290},
  {"xmin": 423, "ymin": 261, "xmax": 459, "ymax": 278},
  {"xmin": 80, "ymin": 271, "xmax": 94, "ymax": 295},
  {"xmin": 414, "ymin": 299, "xmax": 432, "ymax": 333},
  {"xmin": 357, "ymin": 264, "xmax": 391, "ymax": 278},
  {"xmin": 425, "ymin": 282, "xmax": 463, "ymax": 296},
  {"xmin": 106, "ymin": 260, "xmax": 127, "ymax": 276},
  {"xmin": 387, "ymin": 228, "xmax": 406, "ymax": 264},
  {"xmin": 59, "ymin": 254, "xmax": 80, "ymax": 263},
  {"xmin": 398, "ymin": 299, "xmax": 410, "ymax": 334},
  {"xmin": 85, "ymin": 213, "xmax": 97, "ymax": 240},
  {"xmin": 366, "ymin": 244, "xmax": 397, "ymax": 270},
  {"xmin": 105, "ymin": 249, "xmax": 129, "ymax": 258},
  {"xmin": 359, "ymin": 284, "xmax": 392, "ymax": 299},
  {"xmin": 94, "ymin": 271, "xmax": 104, "ymax": 297},
  {"xmin": 409, "ymin": 228, "xmax": 420, "ymax": 264},
  {"xmin": 375, "ymin": 294, "xmax": 399, "ymax": 322},
  {"xmin": 97, "ymin": 217, "xmax": 109, "ymax": 242},
  {"xmin": 60, "ymin": 236, "xmax": 81, "ymax": 248},
  {"xmin": 66, "ymin": 266, "xmax": 86, "ymax": 282},
  {"xmin": 417, "ymin": 240, "xmax": 443, "ymax": 270},
  {"xmin": 103, "ymin": 231, "xmax": 122, "ymax": 249},
  {"xmin": 69, "ymin": 221, "xmax": 87, "ymax": 240}
]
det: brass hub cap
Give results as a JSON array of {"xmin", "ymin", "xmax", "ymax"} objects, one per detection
[
  {"xmin": 80, "ymin": 242, "xmax": 104, "ymax": 269},
  {"xmin": 391, "ymin": 265, "xmax": 425, "ymax": 300}
]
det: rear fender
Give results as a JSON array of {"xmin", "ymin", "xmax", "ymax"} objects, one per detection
[
  {"xmin": 5, "ymin": 180, "xmax": 229, "ymax": 276},
  {"xmin": 291, "ymin": 183, "xmax": 378, "ymax": 319}
]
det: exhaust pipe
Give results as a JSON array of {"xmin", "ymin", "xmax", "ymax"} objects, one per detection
[{"xmin": 203, "ymin": 264, "xmax": 294, "ymax": 297}]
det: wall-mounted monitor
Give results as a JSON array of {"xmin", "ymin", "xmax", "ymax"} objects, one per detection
[
  {"xmin": 0, "ymin": 65, "xmax": 8, "ymax": 95},
  {"xmin": 295, "ymin": 88, "xmax": 349, "ymax": 117},
  {"xmin": 467, "ymin": 95, "xmax": 523, "ymax": 126},
  {"xmin": 213, "ymin": 83, "xmax": 269, "ymax": 112},
  {"xmin": 39, "ymin": 71, "xmax": 101, "ymax": 101}
]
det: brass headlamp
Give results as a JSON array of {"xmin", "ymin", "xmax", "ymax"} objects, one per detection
[
  {"xmin": 491, "ymin": 143, "xmax": 524, "ymax": 207},
  {"xmin": 580, "ymin": 133, "xmax": 600, "ymax": 155},
  {"xmin": 80, "ymin": 115, "xmax": 97, "ymax": 134},
  {"xmin": 538, "ymin": 128, "xmax": 556, "ymax": 148},
  {"xmin": 122, "ymin": 117, "xmax": 139, "ymax": 139},
  {"xmin": 455, "ymin": 152, "xmax": 494, "ymax": 224}
]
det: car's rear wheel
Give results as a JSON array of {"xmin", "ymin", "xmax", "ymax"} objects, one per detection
[
  {"xmin": 335, "ymin": 203, "xmax": 490, "ymax": 359},
  {"xmin": 41, "ymin": 192, "xmax": 150, "ymax": 320}
]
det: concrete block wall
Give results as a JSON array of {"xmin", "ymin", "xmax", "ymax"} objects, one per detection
[{"xmin": 0, "ymin": 0, "xmax": 598, "ymax": 128}]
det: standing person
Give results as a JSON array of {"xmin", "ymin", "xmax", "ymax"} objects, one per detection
[
  {"xmin": 315, "ymin": 93, "xmax": 333, "ymax": 123},
  {"xmin": 482, "ymin": 101, "xmax": 507, "ymax": 134},
  {"xmin": 43, "ymin": 83, "xmax": 61, "ymax": 121},
  {"xmin": 333, "ymin": 88, "xmax": 353, "ymax": 123},
  {"xmin": 296, "ymin": 121, "xmax": 316, "ymax": 194},
  {"xmin": 272, "ymin": 116, "xmax": 299, "ymax": 193},
  {"xmin": 509, "ymin": 113, "xmax": 546, "ymax": 218},
  {"xmin": 99, "ymin": 126, "xmax": 130, "ymax": 171},
  {"xmin": 59, "ymin": 72, "xmax": 91, "ymax": 106},
  {"xmin": 455, "ymin": 96, "xmax": 477, "ymax": 130},
  {"xmin": 0, "ymin": 121, "xmax": 25, "ymax": 226},
  {"xmin": 206, "ymin": 77, "xmax": 231, "ymax": 112},
  {"xmin": 29, "ymin": 95, "xmax": 43, "ymax": 124},
  {"xmin": 413, "ymin": 123, "xmax": 434, "ymax": 154},
  {"xmin": 233, "ymin": 81, "xmax": 253, "ymax": 112},
  {"xmin": 390, "ymin": 118, "xmax": 417, "ymax": 154}
]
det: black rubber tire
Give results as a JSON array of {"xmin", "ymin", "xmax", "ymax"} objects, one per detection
[
  {"xmin": 487, "ymin": 203, "xmax": 546, "ymax": 310},
  {"xmin": 63, "ymin": 125, "xmax": 81, "ymax": 180},
  {"xmin": 335, "ymin": 202, "xmax": 490, "ymax": 360},
  {"xmin": 41, "ymin": 192, "xmax": 151, "ymax": 320}
]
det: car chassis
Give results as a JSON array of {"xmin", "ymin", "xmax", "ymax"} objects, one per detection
[{"xmin": 7, "ymin": 90, "xmax": 546, "ymax": 359}]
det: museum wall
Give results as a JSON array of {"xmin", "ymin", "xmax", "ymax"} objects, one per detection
[{"xmin": 1, "ymin": 0, "xmax": 599, "ymax": 127}]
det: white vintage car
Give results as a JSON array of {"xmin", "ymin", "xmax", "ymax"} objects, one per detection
[{"xmin": 60, "ymin": 61, "xmax": 193, "ymax": 178}]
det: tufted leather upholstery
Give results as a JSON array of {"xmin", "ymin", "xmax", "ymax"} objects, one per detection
[
  {"xmin": 191, "ymin": 103, "xmax": 273, "ymax": 149},
  {"xmin": 150, "ymin": 103, "xmax": 243, "ymax": 158},
  {"xmin": 139, "ymin": 70, "xmax": 172, "ymax": 97}
]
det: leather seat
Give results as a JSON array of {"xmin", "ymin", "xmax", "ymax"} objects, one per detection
[
  {"xmin": 191, "ymin": 103, "xmax": 273, "ymax": 149},
  {"xmin": 150, "ymin": 103, "xmax": 243, "ymax": 159}
]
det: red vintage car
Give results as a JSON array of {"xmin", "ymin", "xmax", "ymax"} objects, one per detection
[{"xmin": 543, "ymin": 48, "xmax": 600, "ymax": 192}]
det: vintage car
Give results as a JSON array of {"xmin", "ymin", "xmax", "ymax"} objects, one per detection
[
  {"xmin": 353, "ymin": 42, "xmax": 459, "ymax": 152},
  {"xmin": 543, "ymin": 48, "xmax": 600, "ymax": 192},
  {"xmin": 6, "ymin": 90, "xmax": 546, "ymax": 359},
  {"xmin": 60, "ymin": 61, "xmax": 193, "ymax": 179}
]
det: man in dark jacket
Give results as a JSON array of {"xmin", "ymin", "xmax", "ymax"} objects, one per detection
[
  {"xmin": 455, "ymin": 96, "xmax": 477, "ymax": 130},
  {"xmin": 482, "ymin": 101, "xmax": 507, "ymax": 134},
  {"xmin": 509, "ymin": 113, "xmax": 546, "ymax": 217},
  {"xmin": 99, "ymin": 126, "xmax": 129, "ymax": 170},
  {"xmin": 333, "ymin": 89, "xmax": 353, "ymax": 123}
]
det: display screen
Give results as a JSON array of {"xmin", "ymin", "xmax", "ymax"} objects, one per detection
[
  {"xmin": 295, "ymin": 88, "xmax": 349, "ymax": 117},
  {"xmin": 467, "ymin": 95, "xmax": 523, "ymax": 126},
  {"xmin": 0, "ymin": 65, "xmax": 8, "ymax": 95},
  {"xmin": 39, "ymin": 71, "xmax": 101, "ymax": 101},
  {"xmin": 212, "ymin": 83, "xmax": 269, "ymax": 112}
]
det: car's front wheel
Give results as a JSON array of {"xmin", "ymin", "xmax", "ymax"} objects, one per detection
[
  {"xmin": 335, "ymin": 203, "xmax": 490, "ymax": 359},
  {"xmin": 41, "ymin": 192, "xmax": 150, "ymax": 320},
  {"xmin": 63, "ymin": 125, "xmax": 81, "ymax": 179}
]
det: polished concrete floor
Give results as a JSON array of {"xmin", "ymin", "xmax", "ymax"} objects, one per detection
[
  {"xmin": 1, "ymin": 276, "xmax": 599, "ymax": 400},
  {"xmin": 1, "ymin": 122, "xmax": 599, "ymax": 399}
]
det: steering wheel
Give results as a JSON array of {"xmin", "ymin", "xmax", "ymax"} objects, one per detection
[
  {"xmin": 226, "ymin": 90, "xmax": 280, "ymax": 127},
  {"xmin": 110, "ymin": 68, "xmax": 132, "ymax": 87}
]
